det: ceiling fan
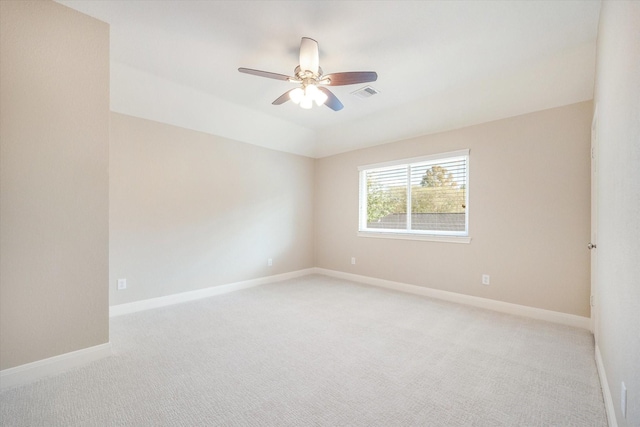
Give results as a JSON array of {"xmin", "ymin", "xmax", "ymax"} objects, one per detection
[{"xmin": 238, "ymin": 37, "xmax": 378, "ymax": 111}]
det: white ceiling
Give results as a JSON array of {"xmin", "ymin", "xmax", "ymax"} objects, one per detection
[{"xmin": 57, "ymin": 0, "xmax": 601, "ymax": 158}]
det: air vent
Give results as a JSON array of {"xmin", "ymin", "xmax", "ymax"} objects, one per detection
[{"xmin": 351, "ymin": 85, "xmax": 380, "ymax": 99}]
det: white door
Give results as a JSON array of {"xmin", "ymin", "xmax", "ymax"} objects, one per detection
[{"xmin": 590, "ymin": 107, "xmax": 599, "ymax": 337}]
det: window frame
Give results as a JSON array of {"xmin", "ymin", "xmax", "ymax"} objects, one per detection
[{"xmin": 358, "ymin": 149, "xmax": 471, "ymax": 243}]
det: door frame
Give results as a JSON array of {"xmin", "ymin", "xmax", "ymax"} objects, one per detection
[{"xmin": 590, "ymin": 104, "xmax": 599, "ymax": 337}]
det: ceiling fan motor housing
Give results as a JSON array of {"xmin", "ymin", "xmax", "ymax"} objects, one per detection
[{"xmin": 294, "ymin": 66, "xmax": 323, "ymax": 83}]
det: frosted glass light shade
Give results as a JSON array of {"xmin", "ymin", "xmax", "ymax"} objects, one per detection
[
  {"xmin": 289, "ymin": 87, "xmax": 304, "ymax": 104},
  {"xmin": 314, "ymin": 89, "xmax": 328, "ymax": 106},
  {"xmin": 300, "ymin": 97, "xmax": 313, "ymax": 109}
]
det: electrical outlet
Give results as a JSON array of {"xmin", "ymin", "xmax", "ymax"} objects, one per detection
[
  {"xmin": 482, "ymin": 274, "xmax": 490, "ymax": 285},
  {"xmin": 621, "ymin": 382, "xmax": 627, "ymax": 418},
  {"xmin": 351, "ymin": 257, "xmax": 356, "ymax": 265},
  {"xmin": 268, "ymin": 258, "xmax": 273, "ymax": 267},
  {"xmin": 117, "ymin": 278, "xmax": 127, "ymax": 290}
]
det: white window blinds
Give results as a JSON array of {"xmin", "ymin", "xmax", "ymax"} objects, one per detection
[{"xmin": 359, "ymin": 150, "xmax": 469, "ymax": 236}]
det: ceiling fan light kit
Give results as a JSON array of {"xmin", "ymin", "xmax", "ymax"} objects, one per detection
[
  {"xmin": 289, "ymin": 83, "xmax": 328, "ymax": 109},
  {"xmin": 239, "ymin": 37, "xmax": 378, "ymax": 111}
]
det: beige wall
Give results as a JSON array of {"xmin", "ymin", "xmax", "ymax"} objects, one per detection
[
  {"xmin": 109, "ymin": 113, "xmax": 315, "ymax": 305},
  {"xmin": 594, "ymin": 2, "xmax": 640, "ymax": 425},
  {"xmin": 315, "ymin": 101, "xmax": 592, "ymax": 317},
  {"xmin": 0, "ymin": 1, "xmax": 110, "ymax": 369}
]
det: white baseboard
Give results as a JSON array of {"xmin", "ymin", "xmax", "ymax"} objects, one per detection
[
  {"xmin": 313, "ymin": 268, "xmax": 591, "ymax": 330},
  {"xmin": 110, "ymin": 268, "xmax": 315, "ymax": 317},
  {"xmin": 595, "ymin": 344, "xmax": 618, "ymax": 427},
  {"xmin": 0, "ymin": 342, "xmax": 111, "ymax": 391}
]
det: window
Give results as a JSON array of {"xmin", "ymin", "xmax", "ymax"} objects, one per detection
[{"xmin": 358, "ymin": 150, "xmax": 469, "ymax": 242}]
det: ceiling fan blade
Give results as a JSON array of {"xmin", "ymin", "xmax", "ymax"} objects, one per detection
[
  {"xmin": 272, "ymin": 90, "xmax": 294, "ymax": 105},
  {"xmin": 299, "ymin": 37, "xmax": 319, "ymax": 74},
  {"xmin": 318, "ymin": 87, "xmax": 343, "ymax": 111},
  {"xmin": 323, "ymin": 71, "xmax": 378, "ymax": 86},
  {"xmin": 238, "ymin": 68, "xmax": 292, "ymax": 81}
]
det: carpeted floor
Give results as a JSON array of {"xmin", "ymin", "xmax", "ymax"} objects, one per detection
[{"xmin": 1, "ymin": 274, "xmax": 607, "ymax": 426}]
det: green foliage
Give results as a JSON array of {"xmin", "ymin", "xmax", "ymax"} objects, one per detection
[
  {"xmin": 366, "ymin": 178, "xmax": 405, "ymax": 222},
  {"xmin": 415, "ymin": 165, "xmax": 465, "ymax": 213},
  {"xmin": 420, "ymin": 165, "xmax": 457, "ymax": 188},
  {"xmin": 411, "ymin": 186, "xmax": 466, "ymax": 213}
]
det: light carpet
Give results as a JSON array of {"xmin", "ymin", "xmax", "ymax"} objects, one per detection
[{"xmin": 1, "ymin": 274, "xmax": 607, "ymax": 426}]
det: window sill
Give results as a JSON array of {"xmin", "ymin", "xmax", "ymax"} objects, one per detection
[{"xmin": 357, "ymin": 231, "xmax": 471, "ymax": 244}]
